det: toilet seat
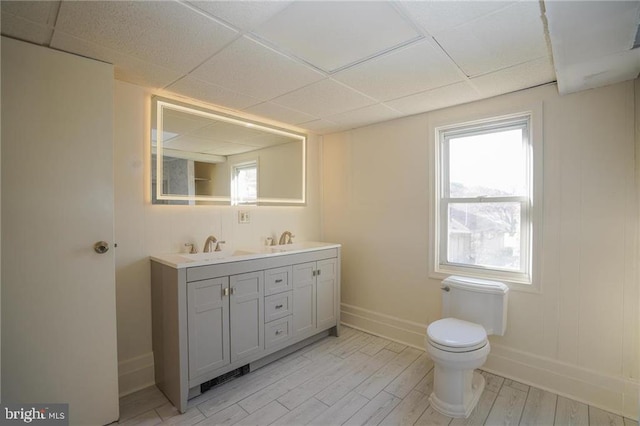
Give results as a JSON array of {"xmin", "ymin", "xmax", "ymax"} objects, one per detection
[{"xmin": 427, "ymin": 318, "xmax": 487, "ymax": 353}]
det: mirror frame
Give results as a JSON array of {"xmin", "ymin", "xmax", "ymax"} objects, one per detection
[{"xmin": 152, "ymin": 97, "xmax": 307, "ymax": 206}]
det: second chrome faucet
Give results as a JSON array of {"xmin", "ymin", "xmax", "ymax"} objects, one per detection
[
  {"xmin": 203, "ymin": 235, "xmax": 225, "ymax": 252},
  {"xmin": 278, "ymin": 231, "xmax": 295, "ymax": 245}
]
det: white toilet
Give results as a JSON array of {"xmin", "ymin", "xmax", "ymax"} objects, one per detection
[{"xmin": 426, "ymin": 276, "xmax": 509, "ymax": 418}]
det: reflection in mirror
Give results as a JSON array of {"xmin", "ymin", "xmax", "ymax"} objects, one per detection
[{"xmin": 151, "ymin": 97, "xmax": 306, "ymax": 205}]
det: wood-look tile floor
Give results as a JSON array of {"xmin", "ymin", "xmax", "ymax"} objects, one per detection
[{"xmin": 119, "ymin": 327, "xmax": 638, "ymax": 426}]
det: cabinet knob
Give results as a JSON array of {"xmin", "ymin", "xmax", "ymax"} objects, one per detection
[{"xmin": 275, "ymin": 330, "xmax": 283, "ymax": 335}]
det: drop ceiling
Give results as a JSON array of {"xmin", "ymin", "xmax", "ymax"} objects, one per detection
[{"xmin": 1, "ymin": 1, "xmax": 638, "ymax": 135}]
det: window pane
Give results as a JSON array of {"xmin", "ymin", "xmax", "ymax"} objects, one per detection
[
  {"xmin": 447, "ymin": 202, "xmax": 522, "ymax": 271},
  {"xmin": 449, "ymin": 128, "xmax": 526, "ymax": 197}
]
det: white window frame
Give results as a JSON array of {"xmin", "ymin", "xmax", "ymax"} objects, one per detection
[
  {"xmin": 231, "ymin": 159, "xmax": 258, "ymax": 206},
  {"xmin": 432, "ymin": 112, "xmax": 541, "ymax": 288}
]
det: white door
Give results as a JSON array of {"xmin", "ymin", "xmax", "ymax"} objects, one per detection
[{"xmin": 1, "ymin": 37, "xmax": 119, "ymax": 424}]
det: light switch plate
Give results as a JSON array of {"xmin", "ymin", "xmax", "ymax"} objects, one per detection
[{"xmin": 238, "ymin": 210, "xmax": 250, "ymax": 224}]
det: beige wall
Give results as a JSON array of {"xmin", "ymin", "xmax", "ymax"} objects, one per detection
[
  {"xmin": 322, "ymin": 82, "xmax": 639, "ymax": 419},
  {"xmin": 113, "ymin": 81, "xmax": 322, "ymax": 395}
]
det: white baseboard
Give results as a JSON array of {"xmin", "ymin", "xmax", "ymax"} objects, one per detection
[
  {"xmin": 340, "ymin": 303, "xmax": 426, "ymax": 349},
  {"xmin": 118, "ymin": 352, "xmax": 155, "ymax": 398},
  {"xmin": 340, "ymin": 303, "xmax": 639, "ymax": 420},
  {"xmin": 485, "ymin": 344, "xmax": 639, "ymax": 420}
]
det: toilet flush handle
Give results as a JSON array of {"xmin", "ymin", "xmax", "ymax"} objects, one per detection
[{"xmin": 441, "ymin": 286, "xmax": 450, "ymax": 292}]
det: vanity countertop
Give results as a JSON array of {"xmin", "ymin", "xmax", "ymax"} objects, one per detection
[{"xmin": 150, "ymin": 241, "xmax": 341, "ymax": 269}]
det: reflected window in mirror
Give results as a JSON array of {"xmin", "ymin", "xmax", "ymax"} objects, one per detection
[
  {"xmin": 232, "ymin": 160, "xmax": 258, "ymax": 205},
  {"xmin": 151, "ymin": 97, "xmax": 306, "ymax": 206}
]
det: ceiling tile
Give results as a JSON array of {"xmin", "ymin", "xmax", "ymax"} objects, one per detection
[
  {"xmin": 325, "ymin": 103, "xmax": 403, "ymax": 129},
  {"xmin": 554, "ymin": 49, "xmax": 640, "ymax": 95},
  {"xmin": 333, "ymin": 39, "xmax": 464, "ymax": 101},
  {"xmin": 399, "ymin": 1, "xmax": 516, "ymax": 35},
  {"xmin": 470, "ymin": 56, "xmax": 556, "ymax": 98},
  {"xmin": 1, "ymin": 1, "xmax": 59, "ymax": 25},
  {"xmin": 385, "ymin": 81, "xmax": 481, "ymax": 115},
  {"xmin": 51, "ymin": 31, "xmax": 181, "ymax": 89},
  {"xmin": 545, "ymin": 1, "xmax": 640, "ymax": 94},
  {"xmin": 190, "ymin": 122, "xmax": 263, "ymax": 143},
  {"xmin": 244, "ymin": 102, "xmax": 316, "ymax": 126},
  {"xmin": 167, "ymin": 76, "xmax": 262, "ymax": 111},
  {"xmin": 271, "ymin": 79, "xmax": 376, "ymax": 118},
  {"xmin": 165, "ymin": 135, "xmax": 223, "ymax": 153},
  {"xmin": 163, "ymin": 110, "xmax": 212, "ymax": 136},
  {"xmin": 252, "ymin": 1, "xmax": 422, "ymax": 73},
  {"xmin": 190, "ymin": 36, "xmax": 325, "ymax": 101},
  {"xmin": 298, "ymin": 119, "xmax": 343, "ymax": 134},
  {"xmin": 54, "ymin": 1, "xmax": 239, "ymax": 74},
  {"xmin": 242, "ymin": 133, "xmax": 295, "ymax": 149},
  {"xmin": 1, "ymin": 12, "xmax": 53, "ymax": 45},
  {"xmin": 546, "ymin": 1, "xmax": 640, "ymax": 65},
  {"xmin": 186, "ymin": 1, "xmax": 292, "ymax": 32},
  {"xmin": 434, "ymin": 1, "xmax": 548, "ymax": 77}
]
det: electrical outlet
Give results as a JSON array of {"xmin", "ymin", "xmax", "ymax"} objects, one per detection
[{"xmin": 238, "ymin": 210, "xmax": 250, "ymax": 224}]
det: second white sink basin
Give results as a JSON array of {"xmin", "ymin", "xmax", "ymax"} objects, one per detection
[
  {"xmin": 179, "ymin": 250, "xmax": 253, "ymax": 262},
  {"xmin": 266, "ymin": 242, "xmax": 329, "ymax": 253}
]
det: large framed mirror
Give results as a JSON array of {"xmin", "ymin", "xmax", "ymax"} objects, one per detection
[{"xmin": 151, "ymin": 97, "xmax": 306, "ymax": 205}]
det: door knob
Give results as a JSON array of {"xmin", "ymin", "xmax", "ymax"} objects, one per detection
[{"xmin": 94, "ymin": 241, "xmax": 109, "ymax": 254}]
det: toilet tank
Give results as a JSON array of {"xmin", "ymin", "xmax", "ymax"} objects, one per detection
[{"xmin": 441, "ymin": 276, "xmax": 509, "ymax": 336}]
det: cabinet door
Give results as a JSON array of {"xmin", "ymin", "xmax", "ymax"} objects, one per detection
[
  {"xmin": 316, "ymin": 258, "xmax": 338, "ymax": 330},
  {"xmin": 188, "ymin": 278, "xmax": 230, "ymax": 380},
  {"xmin": 293, "ymin": 262, "xmax": 316, "ymax": 337},
  {"xmin": 230, "ymin": 271, "xmax": 264, "ymax": 362}
]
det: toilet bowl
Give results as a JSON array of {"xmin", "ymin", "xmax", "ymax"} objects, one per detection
[
  {"xmin": 426, "ymin": 318, "xmax": 490, "ymax": 418},
  {"xmin": 425, "ymin": 276, "xmax": 508, "ymax": 418}
]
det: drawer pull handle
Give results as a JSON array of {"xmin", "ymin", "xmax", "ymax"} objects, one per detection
[
  {"xmin": 275, "ymin": 279, "xmax": 283, "ymax": 283},
  {"xmin": 275, "ymin": 304, "xmax": 283, "ymax": 309},
  {"xmin": 275, "ymin": 330, "xmax": 283, "ymax": 335}
]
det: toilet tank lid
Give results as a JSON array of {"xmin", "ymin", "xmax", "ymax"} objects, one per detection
[{"xmin": 443, "ymin": 276, "xmax": 509, "ymax": 294}]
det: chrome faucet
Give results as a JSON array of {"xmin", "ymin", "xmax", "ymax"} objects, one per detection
[
  {"xmin": 203, "ymin": 235, "xmax": 226, "ymax": 252},
  {"xmin": 184, "ymin": 243, "xmax": 198, "ymax": 254},
  {"xmin": 278, "ymin": 231, "xmax": 295, "ymax": 245}
]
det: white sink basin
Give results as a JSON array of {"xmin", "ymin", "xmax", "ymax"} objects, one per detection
[
  {"xmin": 179, "ymin": 250, "xmax": 254, "ymax": 262},
  {"xmin": 266, "ymin": 242, "xmax": 328, "ymax": 253}
]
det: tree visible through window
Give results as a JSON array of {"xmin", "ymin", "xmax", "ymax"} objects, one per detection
[{"xmin": 436, "ymin": 115, "xmax": 533, "ymax": 283}]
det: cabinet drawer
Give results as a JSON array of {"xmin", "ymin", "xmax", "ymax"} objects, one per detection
[
  {"xmin": 265, "ymin": 291, "xmax": 292, "ymax": 323},
  {"xmin": 265, "ymin": 316, "xmax": 292, "ymax": 349},
  {"xmin": 264, "ymin": 266, "xmax": 292, "ymax": 296}
]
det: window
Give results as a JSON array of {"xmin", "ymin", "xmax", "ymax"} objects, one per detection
[
  {"xmin": 231, "ymin": 161, "xmax": 258, "ymax": 205},
  {"xmin": 435, "ymin": 114, "xmax": 535, "ymax": 284}
]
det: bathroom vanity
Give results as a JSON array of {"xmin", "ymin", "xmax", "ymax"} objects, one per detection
[{"xmin": 150, "ymin": 242, "xmax": 341, "ymax": 412}]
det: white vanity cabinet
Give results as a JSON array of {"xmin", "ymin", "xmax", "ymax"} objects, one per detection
[{"xmin": 151, "ymin": 244, "xmax": 340, "ymax": 413}]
